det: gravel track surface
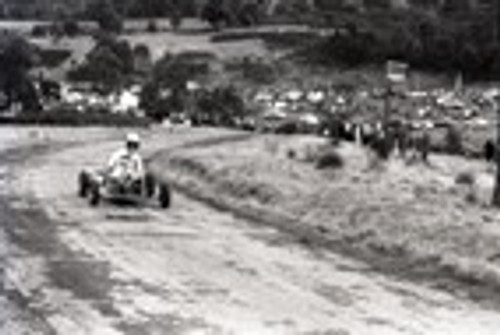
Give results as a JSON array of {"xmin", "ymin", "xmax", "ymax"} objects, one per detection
[{"xmin": 2, "ymin": 127, "xmax": 500, "ymax": 334}]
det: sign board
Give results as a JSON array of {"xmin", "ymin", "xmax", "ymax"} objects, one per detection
[{"xmin": 386, "ymin": 60, "xmax": 408, "ymax": 84}]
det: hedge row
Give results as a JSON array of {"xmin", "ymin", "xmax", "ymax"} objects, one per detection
[{"xmin": 0, "ymin": 111, "xmax": 151, "ymax": 127}]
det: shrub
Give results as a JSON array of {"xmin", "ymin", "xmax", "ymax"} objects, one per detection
[
  {"xmin": 455, "ymin": 171, "xmax": 478, "ymax": 204},
  {"xmin": 62, "ymin": 20, "xmax": 81, "ymax": 37},
  {"xmin": 147, "ymin": 20, "xmax": 158, "ymax": 33},
  {"xmin": 455, "ymin": 172, "xmax": 475, "ymax": 186},
  {"xmin": 32, "ymin": 25, "xmax": 50, "ymax": 37},
  {"xmin": 371, "ymin": 135, "xmax": 392, "ymax": 160},
  {"xmin": 275, "ymin": 121, "xmax": 298, "ymax": 134},
  {"xmin": 39, "ymin": 49, "xmax": 73, "ymax": 67},
  {"xmin": 445, "ymin": 126, "xmax": 464, "ymax": 155},
  {"xmin": 316, "ymin": 150, "xmax": 344, "ymax": 170}
]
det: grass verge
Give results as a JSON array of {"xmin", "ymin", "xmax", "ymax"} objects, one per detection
[{"xmin": 151, "ymin": 133, "xmax": 500, "ymax": 305}]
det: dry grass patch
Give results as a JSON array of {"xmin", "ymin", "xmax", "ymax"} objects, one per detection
[{"xmin": 155, "ymin": 133, "xmax": 500, "ymax": 291}]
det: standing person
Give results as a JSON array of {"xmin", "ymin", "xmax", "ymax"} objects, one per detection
[
  {"xmin": 419, "ymin": 124, "xmax": 431, "ymax": 163},
  {"xmin": 396, "ymin": 121, "xmax": 410, "ymax": 159},
  {"xmin": 484, "ymin": 139, "xmax": 496, "ymax": 163}
]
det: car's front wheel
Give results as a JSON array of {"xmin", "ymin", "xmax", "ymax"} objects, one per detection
[
  {"xmin": 145, "ymin": 173, "xmax": 156, "ymax": 198},
  {"xmin": 158, "ymin": 183, "xmax": 171, "ymax": 209}
]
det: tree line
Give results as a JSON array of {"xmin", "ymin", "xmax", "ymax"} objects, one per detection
[{"xmin": 297, "ymin": 9, "xmax": 500, "ymax": 81}]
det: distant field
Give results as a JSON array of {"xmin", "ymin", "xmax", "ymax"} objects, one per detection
[
  {"xmin": 26, "ymin": 18, "xmax": 273, "ymax": 64},
  {"xmin": 0, "ymin": 18, "xmax": 205, "ymax": 35}
]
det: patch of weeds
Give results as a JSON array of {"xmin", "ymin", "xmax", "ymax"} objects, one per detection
[{"xmin": 316, "ymin": 150, "xmax": 344, "ymax": 170}]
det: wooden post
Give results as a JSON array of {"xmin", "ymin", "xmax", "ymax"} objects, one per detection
[
  {"xmin": 493, "ymin": 106, "xmax": 500, "ymax": 205},
  {"xmin": 492, "ymin": 95, "xmax": 500, "ymax": 206},
  {"xmin": 384, "ymin": 84, "xmax": 391, "ymax": 136}
]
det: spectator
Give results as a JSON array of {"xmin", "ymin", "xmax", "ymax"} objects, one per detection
[
  {"xmin": 395, "ymin": 122, "xmax": 410, "ymax": 159},
  {"xmin": 484, "ymin": 140, "xmax": 496, "ymax": 162},
  {"xmin": 419, "ymin": 127, "xmax": 431, "ymax": 163}
]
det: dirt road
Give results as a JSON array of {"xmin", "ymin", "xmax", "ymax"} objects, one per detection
[{"xmin": 3, "ymin": 127, "xmax": 500, "ymax": 334}]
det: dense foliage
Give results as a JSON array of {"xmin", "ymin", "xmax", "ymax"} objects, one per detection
[
  {"xmin": 0, "ymin": 35, "xmax": 40, "ymax": 112},
  {"xmin": 296, "ymin": 10, "xmax": 500, "ymax": 80},
  {"xmin": 201, "ymin": 0, "xmax": 265, "ymax": 30},
  {"xmin": 67, "ymin": 35, "xmax": 133, "ymax": 91},
  {"xmin": 86, "ymin": 0, "xmax": 123, "ymax": 33},
  {"xmin": 195, "ymin": 86, "xmax": 246, "ymax": 126},
  {"xmin": 140, "ymin": 52, "xmax": 212, "ymax": 120}
]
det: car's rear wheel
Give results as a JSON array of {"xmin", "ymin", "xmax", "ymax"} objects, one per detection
[
  {"xmin": 145, "ymin": 173, "xmax": 156, "ymax": 198},
  {"xmin": 89, "ymin": 182, "xmax": 101, "ymax": 207},
  {"xmin": 158, "ymin": 183, "xmax": 171, "ymax": 209},
  {"xmin": 78, "ymin": 171, "xmax": 89, "ymax": 198}
]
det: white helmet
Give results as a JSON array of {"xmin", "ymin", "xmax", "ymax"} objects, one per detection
[{"xmin": 126, "ymin": 133, "xmax": 140, "ymax": 145}]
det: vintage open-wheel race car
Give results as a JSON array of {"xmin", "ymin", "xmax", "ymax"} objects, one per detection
[{"xmin": 78, "ymin": 168, "xmax": 171, "ymax": 209}]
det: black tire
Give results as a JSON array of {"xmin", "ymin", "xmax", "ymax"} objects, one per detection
[
  {"xmin": 89, "ymin": 182, "xmax": 100, "ymax": 207},
  {"xmin": 78, "ymin": 171, "xmax": 89, "ymax": 198},
  {"xmin": 145, "ymin": 173, "xmax": 156, "ymax": 198},
  {"xmin": 158, "ymin": 183, "xmax": 171, "ymax": 209}
]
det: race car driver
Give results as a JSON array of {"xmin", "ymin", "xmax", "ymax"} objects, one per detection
[{"xmin": 107, "ymin": 133, "xmax": 145, "ymax": 189}]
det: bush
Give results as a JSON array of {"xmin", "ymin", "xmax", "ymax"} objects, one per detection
[
  {"xmin": 455, "ymin": 172, "xmax": 475, "ymax": 186},
  {"xmin": 32, "ymin": 25, "xmax": 50, "ymax": 37},
  {"xmin": 39, "ymin": 49, "xmax": 73, "ymax": 67},
  {"xmin": 275, "ymin": 121, "xmax": 298, "ymax": 134},
  {"xmin": 445, "ymin": 126, "xmax": 464, "ymax": 155},
  {"xmin": 62, "ymin": 20, "xmax": 81, "ymax": 37},
  {"xmin": 316, "ymin": 150, "xmax": 344, "ymax": 170},
  {"xmin": 147, "ymin": 20, "xmax": 158, "ymax": 33}
]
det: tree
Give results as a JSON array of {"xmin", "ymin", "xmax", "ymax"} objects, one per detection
[
  {"xmin": 237, "ymin": 2, "xmax": 262, "ymax": 26},
  {"xmin": 67, "ymin": 36, "xmax": 133, "ymax": 91},
  {"xmin": 129, "ymin": 0, "xmax": 169, "ymax": 17},
  {"xmin": 195, "ymin": 85, "xmax": 245, "ymax": 126},
  {"xmin": 87, "ymin": 0, "xmax": 123, "ymax": 33},
  {"xmin": 133, "ymin": 44, "xmax": 153, "ymax": 74},
  {"xmin": 201, "ymin": 0, "xmax": 231, "ymax": 30},
  {"xmin": 169, "ymin": 6, "xmax": 183, "ymax": 31},
  {"xmin": 0, "ymin": 35, "xmax": 40, "ymax": 112},
  {"xmin": 140, "ymin": 52, "xmax": 212, "ymax": 120},
  {"xmin": 112, "ymin": 0, "xmax": 133, "ymax": 16}
]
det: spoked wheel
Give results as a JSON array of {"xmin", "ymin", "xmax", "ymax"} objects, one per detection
[
  {"xmin": 89, "ymin": 181, "xmax": 101, "ymax": 207},
  {"xmin": 158, "ymin": 183, "xmax": 171, "ymax": 209},
  {"xmin": 78, "ymin": 171, "xmax": 90, "ymax": 198}
]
